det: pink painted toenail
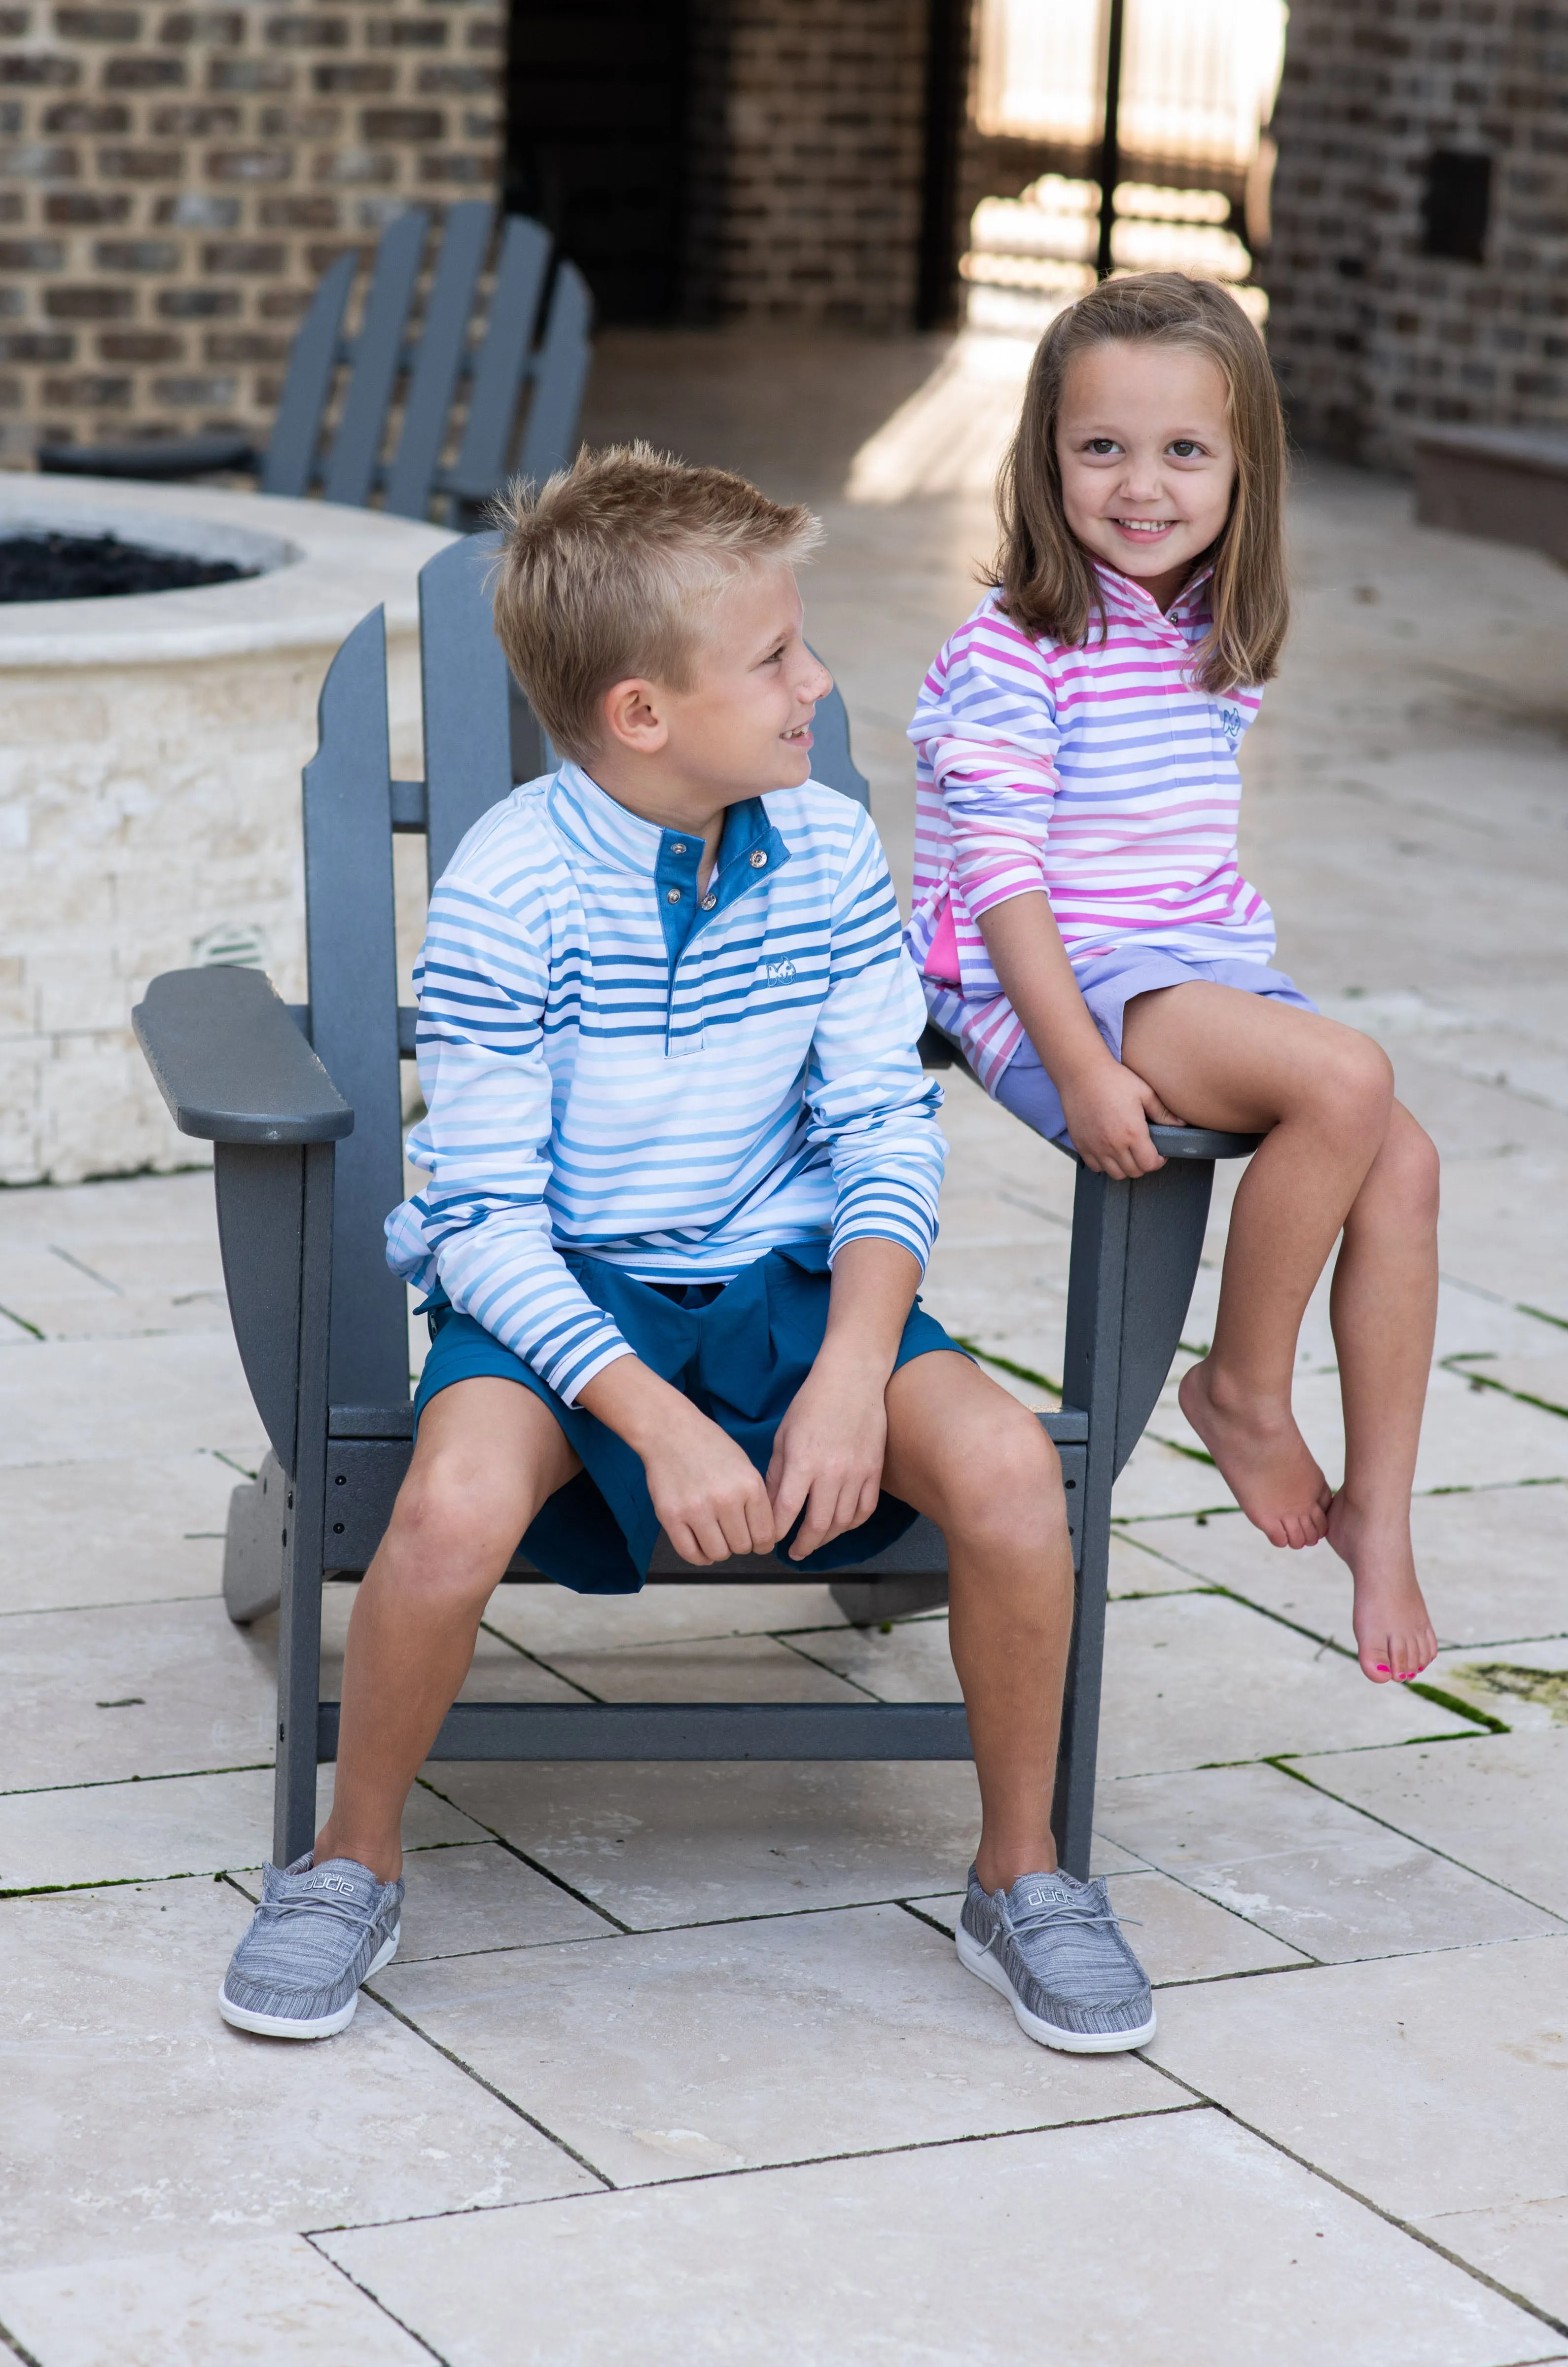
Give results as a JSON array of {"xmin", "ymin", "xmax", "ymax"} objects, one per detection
[{"xmin": 1375, "ymin": 1664, "xmax": 1390, "ymax": 1672}]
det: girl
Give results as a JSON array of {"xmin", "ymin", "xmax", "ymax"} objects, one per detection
[{"xmin": 908, "ymin": 271, "xmax": 1439, "ymax": 1686}]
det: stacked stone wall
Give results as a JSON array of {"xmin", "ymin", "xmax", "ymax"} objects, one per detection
[
  {"xmin": 0, "ymin": 0, "xmax": 502, "ymax": 463},
  {"xmin": 685, "ymin": 0, "xmax": 932, "ymax": 327},
  {"xmin": 1265, "ymin": 0, "xmax": 1568, "ymax": 466}
]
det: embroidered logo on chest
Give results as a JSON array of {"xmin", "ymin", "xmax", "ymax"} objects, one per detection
[
  {"xmin": 764, "ymin": 958, "xmax": 798, "ymax": 985},
  {"xmin": 1218, "ymin": 705, "xmax": 1246, "ymax": 743}
]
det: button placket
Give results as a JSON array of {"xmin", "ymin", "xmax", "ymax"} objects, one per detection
[
  {"xmin": 657, "ymin": 826, "xmax": 706, "ymax": 1058},
  {"xmin": 662, "ymin": 815, "xmax": 788, "ymax": 1056},
  {"xmin": 667, "ymin": 937, "xmax": 707, "ymax": 1057}
]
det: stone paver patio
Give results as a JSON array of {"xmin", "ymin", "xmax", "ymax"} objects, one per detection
[{"xmin": 2, "ymin": 333, "xmax": 1568, "ymax": 2365}]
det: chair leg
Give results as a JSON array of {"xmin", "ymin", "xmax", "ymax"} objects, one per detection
[
  {"xmin": 272, "ymin": 1490, "xmax": 322, "ymax": 1869},
  {"xmin": 1049, "ymin": 1154, "xmax": 1217, "ymax": 1874},
  {"xmin": 1052, "ymin": 1166, "xmax": 1131, "ymax": 1879},
  {"xmin": 271, "ymin": 1140, "xmax": 336, "ymax": 1871},
  {"xmin": 1052, "ymin": 1506, "xmax": 1111, "ymax": 1880}
]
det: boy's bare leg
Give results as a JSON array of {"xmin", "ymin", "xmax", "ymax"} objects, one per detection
[
  {"xmin": 880, "ymin": 1351, "xmax": 1073, "ymax": 1888},
  {"xmin": 314, "ymin": 1378, "xmax": 580, "ymax": 1882},
  {"xmin": 1121, "ymin": 984, "xmax": 1439, "ymax": 1678}
]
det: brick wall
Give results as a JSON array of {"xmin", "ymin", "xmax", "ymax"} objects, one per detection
[
  {"xmin": 684, "ymin": 0, "xmax": 933, "ymax": 327},
  {"xmin": 1265, "ymin": 0, "xmax": 1568, "ymax": 466},
  {"xmin": 0, "ymin": 0, "xmax": 502, "ymax": 463}
]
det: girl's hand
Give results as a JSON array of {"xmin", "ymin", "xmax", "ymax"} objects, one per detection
[
  {"xmin": 766, "ymin": 1353, "xmax": 889, "ymax": 1561},
  {"xmin": 1060, "ymin": 1058, "xmax": 1186, "ymax": 1179}
]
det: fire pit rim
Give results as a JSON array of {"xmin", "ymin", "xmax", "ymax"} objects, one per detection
[{"xmin": 0, "ymin": 473, "xmax": 457, "ymax": 669}]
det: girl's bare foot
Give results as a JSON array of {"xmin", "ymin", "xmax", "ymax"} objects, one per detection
[
  {"xmin": 1178, "ymin": 1359, "xmax": 1332, "ymax": 1549},
  {"xmin": 1325, "ymin": 1493, "xmax": 1437, "ymax": 1683}
]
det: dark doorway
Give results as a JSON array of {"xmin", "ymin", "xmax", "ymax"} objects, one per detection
[
  {"xmin": 506, "ymin": 0, "xmax": 692, "ymax": 323},
  {"xmin": 916, "ymin": 0, "xmax": 971, "ymax": 330},
  {"xmin": 1421, "ymin": 150, "xmax": 1492, "ymax": 264}
]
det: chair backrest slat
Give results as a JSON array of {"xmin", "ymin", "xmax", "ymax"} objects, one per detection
[
  {"xmin": 323, "ymin": 208, "xmax": 430, "ymax": 510},
  {"xmin": 384, "ymin": 200, "xmax": 494, "ymax": 521},
  {"xmin": 516, "ymin": 261, "xmax": 594, "ymax": 486},
  {"xmin": 804, "ymin": 666, "xmax": 870, "ymax": 812},
  {"xmin": 302, "ymin": 610, "xmax": 411, "ymax": 1408},
  {"xmin": 449, "ymin": 215, "xmax": 553, "ymax": 503},
  {"xmin": 418, "ymin": 532, "xmax": 516, "ymax": 890},
  {"xmin": 260, "ymin": 251, "xmax": 357, "ymax": 499}
]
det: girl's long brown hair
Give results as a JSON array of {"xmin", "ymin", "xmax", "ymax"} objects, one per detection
[{"xmin": 992, "ymin": 273, "xmax": 1289, "ymax": 693}]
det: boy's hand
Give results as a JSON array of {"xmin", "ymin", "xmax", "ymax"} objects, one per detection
[
  {"xmin": 766, "ymin": 1353, "xmax": 889, "ymax": 1561},
  {"xmin": 647, "ymin": 1395, "xmax": 778, "ymax": 1565},
  {"xmin": 578, "ymin": 1358, "xmax": 776, "ymax": 1565},
  {"xmin": 1059, "ymin": 1056, "xmax": 1185, "ymax": 1181}
]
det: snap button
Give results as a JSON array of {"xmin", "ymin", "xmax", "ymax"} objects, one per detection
[
  {"xmin": 749, "ymin": 849, "xmax": 768, "ymax": 869},
  {"xmin": 670, "ymin": 840, "xmax": 686, "ymax": 855},
  {"xmin": 665, "ymin": 886, "xmax": 681, "ymax": 904},
  {"xmin": 700, "ymin": 892, "xmax": 716, "ymax": 910}
]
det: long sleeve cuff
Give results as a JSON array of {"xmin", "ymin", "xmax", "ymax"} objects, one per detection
[
  {"xmin": 829, "ymin": 1173, "xmax": 940, "ymax": 1277},
  {"xmin": 428, "ymin": 1223, "xmax": 639, "ymax": 1405},
  {"xmin": 952, "ymin": 852, "xmax": 1051, "ymax": 918}
]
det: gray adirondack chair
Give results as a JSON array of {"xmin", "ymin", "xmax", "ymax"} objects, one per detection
[
  {"xmin": 38, "ymin": 203, "xmax": 592, "ymax": 527},
  {"xmin": 132, "ymin": 534, "xmax": 1257, "ymax": 1880}
]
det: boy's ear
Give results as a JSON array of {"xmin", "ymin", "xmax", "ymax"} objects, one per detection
[{"xmin": 600, "ymin": 676, "xmax": 670, "ymax": 757}]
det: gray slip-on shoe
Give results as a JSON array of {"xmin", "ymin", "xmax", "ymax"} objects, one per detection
[
  {"xmin": 957, "ymin": 1864, "xmax": 1156, "ymax": 2052},
  {"xmin": 219, "ymin": 1853, "xmax": 403, "ymax": 2040}
]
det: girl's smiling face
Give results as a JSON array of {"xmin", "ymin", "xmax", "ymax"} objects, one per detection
[{"xmin": 1055, "ymin": 339, "xmax": 1237, "ymax": 610}]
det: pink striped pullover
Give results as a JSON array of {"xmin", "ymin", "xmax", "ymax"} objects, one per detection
[{"xmin": 905, "ymin": 566, "xmax": 1275, "ymax": 1090}]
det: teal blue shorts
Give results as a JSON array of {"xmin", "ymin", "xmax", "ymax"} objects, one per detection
[{"xmin": 413, "ymin": 1240, "xmax": 965, "ymax": 1596}]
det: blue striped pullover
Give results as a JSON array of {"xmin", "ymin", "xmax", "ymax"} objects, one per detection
[{"xmin": 385, "ymin": 759, "xmax": 947, "ymax": 1404}]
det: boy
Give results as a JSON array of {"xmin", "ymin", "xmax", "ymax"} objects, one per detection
[{"xmin": 218, "ymin": 445, "xmax": 1154, "ymax": 2052}]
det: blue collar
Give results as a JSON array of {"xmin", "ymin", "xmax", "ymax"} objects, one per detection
[{"xmin": 546, "ymin": 760, "xmax": 792, "ymax": 965}]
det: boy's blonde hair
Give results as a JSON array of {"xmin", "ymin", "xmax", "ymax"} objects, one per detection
[
  {"xmin": 992, "ymin": 273, "xmax": 1289, "ymax": 693},
  {"xmin": 489, "ymin": 442, "xmax": 823, "ymax": 761}
]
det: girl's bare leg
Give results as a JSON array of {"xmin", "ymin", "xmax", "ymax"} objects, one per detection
[
  {"xmin": 881, "ymin": 1352, "xmax": 1072, "ymax": 1887},
  {"xmin": 315, "ymin": 1377, "xmax": 581, "ymax": 1882},
  {"xmin": 1325, "ymin": 1102, "xmax": 1439, "ymax": 1679},
  {"xmin": 1120, "ymin": 985, "xmax": 1438, "ymax": 1680}
]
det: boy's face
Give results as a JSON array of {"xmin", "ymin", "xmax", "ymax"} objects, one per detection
[{"xmin": 595, "ymin": 563, "xmax": 832, "ymax": 826}]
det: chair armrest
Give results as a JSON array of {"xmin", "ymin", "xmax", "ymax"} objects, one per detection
[
  {"xmin": 36, "ymin": 434, "xmax": 258, "ymax": 481},
  {"xmin": 921, "ymin": 1021, "xmax": 1258, "ymax": 1161},
  {"xmin": 1148, "ymin": 1125, "xmax": 1261, "ymax": 1160},
  {"xmin": 133, "ymin": 967, "xmax": 354, "ymax": 1144}
]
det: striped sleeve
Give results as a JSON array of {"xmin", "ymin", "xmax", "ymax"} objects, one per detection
[
  {"xmin": 804, "ymin": 806, "xmax": 947, "ymax": 1272},
  {"xmin": 911, "ymin": 614, "xmax": 1062, "ymax": 918},
  {"xmin": 384, "ymin": 873, "xmax": 636, "ymax": 1404}
]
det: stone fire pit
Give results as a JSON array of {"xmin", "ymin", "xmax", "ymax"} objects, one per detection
[{"xmin": 0, "ymin": 474, "xmax": 456, "ymax": 1184}]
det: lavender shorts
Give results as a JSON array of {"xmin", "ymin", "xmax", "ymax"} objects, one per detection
[{"xmin": 993, "ymin": 950, "xmax": 1318, "ymax": 1149}]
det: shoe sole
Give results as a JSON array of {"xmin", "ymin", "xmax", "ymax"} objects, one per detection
[
  {"xmin": 956, "ymin": 1924, "xmax": 1156, "ymax": 2053},
  {"xmin": 218, "ymin": 1924, "xmax": 400, "ymax": 2041}
]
